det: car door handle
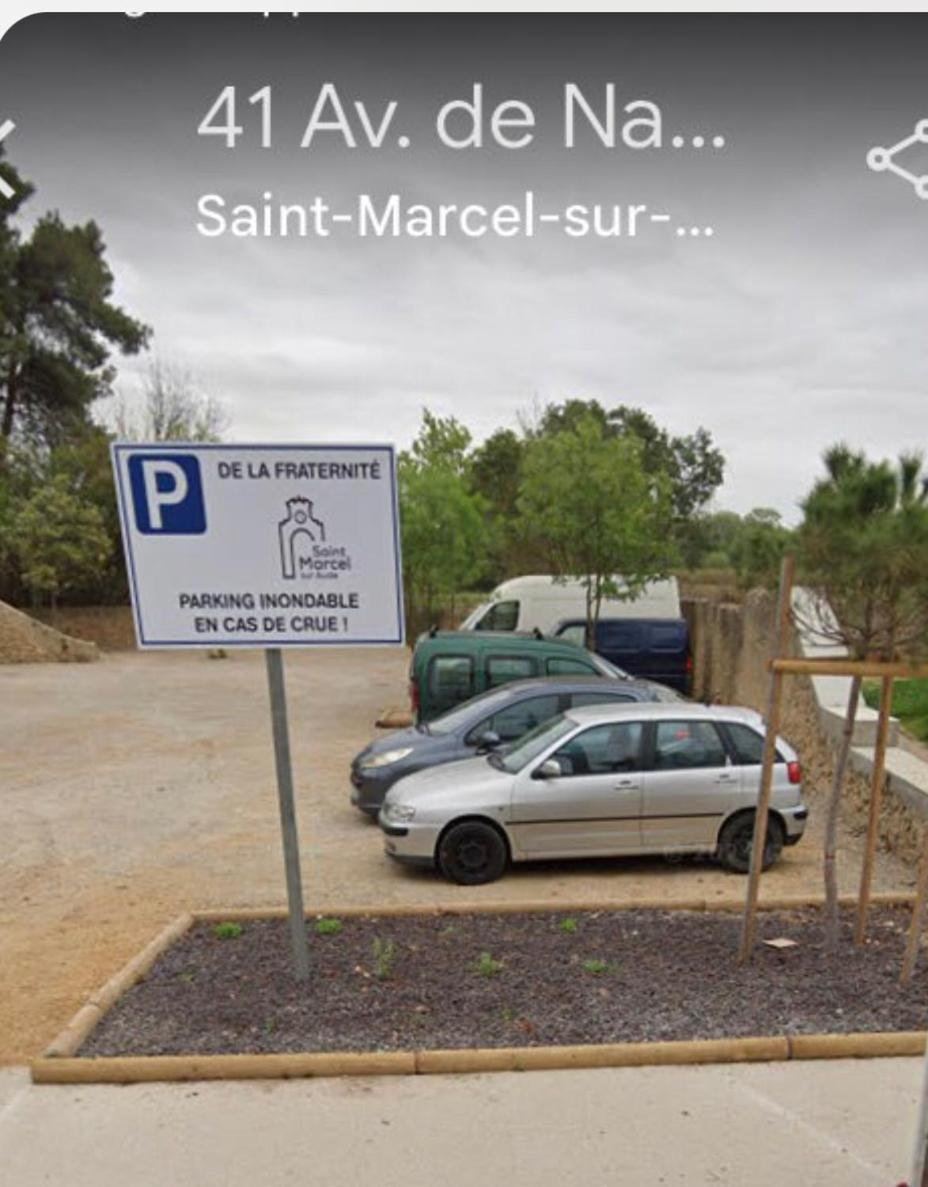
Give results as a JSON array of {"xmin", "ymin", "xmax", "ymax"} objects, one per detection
[
  {"xmin": 613, "ymin": 779, "xmax": 638, "ymax": 790},
  {"xmin": 716, "ymin": 772, "xmax": 738, "ymax": 783}
]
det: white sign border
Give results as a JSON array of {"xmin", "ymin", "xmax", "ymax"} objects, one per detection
[{"xmin": 111, "ymin": 441, "xmax": 405, "ymax": 650}]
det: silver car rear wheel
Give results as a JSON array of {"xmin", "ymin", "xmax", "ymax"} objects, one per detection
[{"xmin": 717, "ymin": 813, "xmax": 784, "ymax": 874}]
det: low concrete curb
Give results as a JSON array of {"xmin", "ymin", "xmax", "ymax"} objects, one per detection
[{"xmin": 30, "ymin": 898, "xmax": 923, "ymax": 1085}]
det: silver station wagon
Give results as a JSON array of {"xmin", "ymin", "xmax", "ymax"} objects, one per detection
[{"xmin": 379, "ymin": 703, "xmax": 807, "ymax": 885}]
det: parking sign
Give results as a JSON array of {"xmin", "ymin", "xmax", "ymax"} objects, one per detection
[{"xmin": 112, "ymin": 443, "xmax": 405, "ymax": 648}]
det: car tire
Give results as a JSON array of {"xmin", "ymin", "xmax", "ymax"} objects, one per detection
[
  {"xmin": 717, "ymin": 813, "xmax": 785, "ymax": 874},
  {"xmin": 437, "ymin": 821, "xmax": 508, "ymax": 885}
]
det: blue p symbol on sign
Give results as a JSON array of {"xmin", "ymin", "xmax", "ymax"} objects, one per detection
[{"xmin": 128, "ymin": 454, "xmax": 206, "ymax": 534}]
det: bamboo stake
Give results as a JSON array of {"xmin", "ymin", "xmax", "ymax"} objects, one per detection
[
  {"xmin": 738, "ymin": 555, "xmax": 794, "ymax": 964},
  {"xmin": 823, "ymin": 676, "xmax": 862, "ymax": 953},
  {"xmin": 854, "ymin": 674, "xmax": 894, "ymax": 945},
  {"xmin": 902, "ymin": 826, "xmax": 928, "ymax": 985}
]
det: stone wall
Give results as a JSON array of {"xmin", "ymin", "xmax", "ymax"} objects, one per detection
[
  {"xmin": 27, "ymin": 606, "xmax": 136, "ymax": 651},
  {"xmin": 683, "ymin": 591, "xmax": 925, "ymax": 865}
]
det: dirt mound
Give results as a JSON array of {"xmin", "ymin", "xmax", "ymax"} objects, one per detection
[{"xmin": 0, "ymin": 600, "xmax": 98, "ymax": 663}]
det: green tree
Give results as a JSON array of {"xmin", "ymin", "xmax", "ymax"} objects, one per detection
[
  {"xmin": 797, "ymin": 446, "xmax": 928, "ymax": 949},
  {"xmin": 530, "ymin": 399, "xmax": 725, "ymax": 539},
  {"xmin": 399, "ymin": 410, "xmax": 488, "ymax": 636},
  {"xmin": 0, "ymin": 149, "xmax": 150, "ymax": 449},
  {"xmin": 607, "ymin": 405, "xmax": 725, "ymax": 525},
  {"xmin": 407, "ymin": 408, "xmax": 471, "ymax": 475},
  {"xmin": 399, "ymin": 462, "xmax": 488, "ymax": 638},
  {"xmin": 10, "ymin": 474, "xmax": 112, "ymax": 608},
  {"xmin": 731, "ymin": 508, "xmax": 793, "ymax": 590},
  {"xmin": 517, "ymin": 414, "xmax": 675, "ymax": 646},
  {"xmin": 468, "ymin": 428, "xmax": 526, "ymax": 584},
  {"xmin": 47, "ymin": 426, "xmax": 127, "ymax": 602}
]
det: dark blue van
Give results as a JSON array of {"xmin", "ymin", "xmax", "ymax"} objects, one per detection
[{"xmin": 552, "ymin": 618, "xmax": 693, "ymax": 695}]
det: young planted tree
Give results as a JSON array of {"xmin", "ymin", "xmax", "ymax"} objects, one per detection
[
  {"xmin": 797, "ymin": 447, "xmax": 928, "ymax": 949},
  {"xmin": 517, "ymin": 414, "xmax": 675, "ymax": 647}
]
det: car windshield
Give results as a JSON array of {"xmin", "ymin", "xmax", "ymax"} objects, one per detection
[
  {"xmin": 589, "ymin": 653, "xmax": 631, "ymax": 680},
  {"xmin": 458, "ymin": 602, "xmax": 490, "ymax": 630},
  {"xmin": 495, "ymin": 713, "xmax": 576, "ymax": 774},
  {"xmin": 427, "ymin": 683, "xmax": 519, "ymax": 735}
]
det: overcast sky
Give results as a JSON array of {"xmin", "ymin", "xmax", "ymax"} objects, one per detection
[{"xmin": 1, "ymin": 13, "xmax": 926, "ymax": 521}]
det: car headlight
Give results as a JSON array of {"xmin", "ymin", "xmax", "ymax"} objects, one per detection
[
  {"xmin": 360, "ymin": 748, "xmax": 414, "ymax": 769},
  {"xmin": 383, "ymin": 802, "xmax": 417, "ymax": 823}
]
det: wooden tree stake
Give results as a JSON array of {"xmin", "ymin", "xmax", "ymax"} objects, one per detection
[
  {"xmin": 855, "ymin": 674, "xmax": 894, "ymax": 945},
  {"xmin": 738, "ymin": 555, "xmax": 795, "ymax": 964}
]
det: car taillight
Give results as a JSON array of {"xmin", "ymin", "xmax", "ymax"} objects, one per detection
[
  {"xmin": 787, "ymin": 761, "xmax": 802, "ymax": 785},
  {"xmin": 686, "ymin": 654, "xmax": 694, "ymax": 674},
  {"xmin": 409, "ymin": 679, "xmax": 420, "ymax": 713}
]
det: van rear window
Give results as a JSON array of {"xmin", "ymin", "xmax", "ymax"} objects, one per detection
[{"xmin": 428, "ymin": 655, "xmax": 475, "ymax": 713}]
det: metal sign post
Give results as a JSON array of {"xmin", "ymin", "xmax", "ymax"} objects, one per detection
[
  {"xmin": 110, "ymin": 443, "xmax": 404, "ymax": 984},
  {"xmin": 265, "ymin": 648, "xmax": 310, "ymax": 980}
]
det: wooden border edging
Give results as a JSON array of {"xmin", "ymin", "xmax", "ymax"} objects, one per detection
[
  {"xmin": 32, "ymin": 1033, "xmax": 926, "ymax": 1085},
  {"xmin": 31, "ymin": 898, "xmax": 922, "ymax": 1085},
  {"xmin": 191, "ymin": 891, "xmax": 915, "ymax": 923},
  {"xmin": 42, "ymin": 914, "xmax": 195, "ymax": 1058}
]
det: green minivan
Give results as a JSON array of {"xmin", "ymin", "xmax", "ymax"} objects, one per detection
[{"xmin": 409, "ymin": 630, "xmax": 628, "ymax": 723}]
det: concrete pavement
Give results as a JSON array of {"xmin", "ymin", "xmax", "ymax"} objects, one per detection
[{"xmin": 0, "ymin": 1058, "xmax": 921, "ymax": 1187}]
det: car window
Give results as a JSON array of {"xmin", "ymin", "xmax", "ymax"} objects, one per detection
[
  {"xmin": 498, "ymin": 714, "xmax": 576, "ymax": 773},
  {"xmin": 725, "ymin": 721, "xmax": 782, "ymax": 765},
  {"xmin": 551, "ymin": 722, "xmax": 644, "ymax": 777},
  {"xmin": 652, "ymin": 720, "xmax": 728, "ymax": 771},
  {"xmin": 427, "ymin": 682, "xmax": 523, "ymax": 735},
  {"xmin": 547, "ymin": 657, "xmax": 595, "ymax": 676},
  {"xmin": 486, "ymin": 654, "xmax": 536, "ymax": 687},
  {"xmin": 650, "ymin": 622, "xmax": 685, "ymax": 652},
  {"xmin": 569, "ymin": 691, "xmax": 634, "ymax": 708},
  {"xmin": 475, "ymin": 600, "xmax": 519, "ymax": 631},
  {"xmin": 428, "ymin": 655, "xmax": 474, "ymax": 714},
  {"xmin": 556, "ymin": 624, "xmax": 586, "ymax": 648},
  {"xmin": 473, "ymin": 694, "xmax": 562, "ymax": 743},
  {"xmin": 598, "ymin": 621, "xmax": 642, "ymax": 652}
]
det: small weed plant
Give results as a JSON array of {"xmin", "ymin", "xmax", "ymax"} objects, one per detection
[
  {"xmin": 474, "ymin": 951, "xmax": 504, "ymax": 978},
  {"xmin": 315, "ymin": 917, "xmax": 343, "ymax": 936},
  {"xmin": 213, "ymin": 921, "xmax": 243, "ymax": 941},
  {"xmin": 372, "ymin": 937, "xmax": 396, "ymax": 980},
  {"xmin": 582, "ymin": 958, "xmax": 610, "ymax": 975},
  {"xmin": 559, "ymin": 917, "xmax": 579, "ymax": 934}
]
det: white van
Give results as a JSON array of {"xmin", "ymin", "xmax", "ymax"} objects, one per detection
[{"xmin": 460, "ymin": 575, "xmax": 681, "ymax": 635}]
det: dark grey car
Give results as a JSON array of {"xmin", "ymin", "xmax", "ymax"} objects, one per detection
[{"xmin": 350, "ymin": 675, "xmax": 682, "ymax": 816}]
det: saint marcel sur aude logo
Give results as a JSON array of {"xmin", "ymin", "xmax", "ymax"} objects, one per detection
[{"xmin": 277, "ymin": 496, "xmax": 352, "ymax": 581}]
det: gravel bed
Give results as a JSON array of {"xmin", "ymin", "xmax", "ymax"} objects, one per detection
[{"xmin": 79, "ymin": 907, "xmax": 928, "ymax": 1057}]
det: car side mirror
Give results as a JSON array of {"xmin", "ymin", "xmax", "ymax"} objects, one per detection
[
  {"xmin": 475, "ymin": 730, "xmax": 502, "ymax": 753},
  {"xmin": 533, "ymin": 758, "xmax": 563, "ymax": 780}
]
